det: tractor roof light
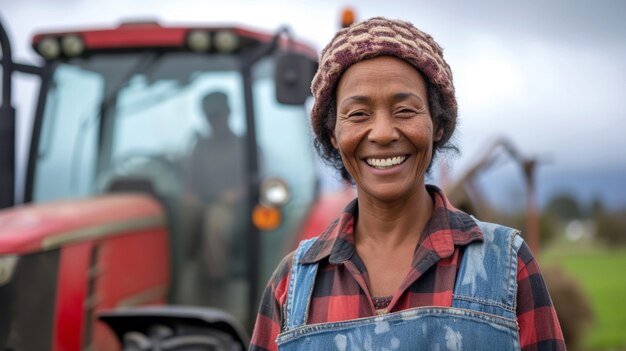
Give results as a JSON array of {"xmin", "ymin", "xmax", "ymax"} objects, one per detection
[
  {"xmin": 37, "ymin": 37, "xmax": 61, "ymax": 60},
  {"xmin": 0, "ymin": 255, "xmax": 19, "ymax": 287},
  {"xmin": 187, "ymin": 30, "xmax": 211, "ymax": 52},
  {"xmin": 214, "ymin": 30, "xmax": 239, "ymax": 53},
  {"xmin": 341, "ymin": 7, "xmax": 357, "ymax": 28},
  {"xmin": 61, "ymin": 35, "xmax": 85, "ymax": 57},
  {"xmin": 260, "ymin": 177, "xmax": 290, "ymax": 208}
]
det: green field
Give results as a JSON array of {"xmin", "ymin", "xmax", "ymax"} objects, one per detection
[{"xmin": 542, "ymin": 242, "xmax": 626, "ymax": 351}]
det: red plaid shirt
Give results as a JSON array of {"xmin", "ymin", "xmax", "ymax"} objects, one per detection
[{"xmin": 250, "ymin": 186, "xmax": 565, "ymax": 351}]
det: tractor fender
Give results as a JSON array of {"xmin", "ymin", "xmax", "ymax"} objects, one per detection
[{"xmin": 99, "ymin": 305, "xmax": 249, "ymax": 350}]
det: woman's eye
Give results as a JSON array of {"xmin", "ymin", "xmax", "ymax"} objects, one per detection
[
  {"xmin": 396, "ymin": 109, "xmax": 417, "ymax": 118},
  {"xmin": 349, "ymin": 111, "xmax": 369, "ymax": 118}
]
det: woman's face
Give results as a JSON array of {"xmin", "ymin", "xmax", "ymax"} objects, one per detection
[{"xmin": 332, "ymin": 56, "xmax": 442, "ymax": 203}]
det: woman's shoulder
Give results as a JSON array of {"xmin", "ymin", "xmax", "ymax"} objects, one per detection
[
  {"xmin": 266, "ymin": 237, "xmax": 321, "ymax": 305},
  {"xmin": 269, "ymin": 250, "xmax": 296, "ymax": 287},
  {"xmin": 470, "ymin": 217, "xmax": 525, "ymax": 253},
  {"xmin": 274, "ymin": 236, "xmax": 321, "ymax": 273}
]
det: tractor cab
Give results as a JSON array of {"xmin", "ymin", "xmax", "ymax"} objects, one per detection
[{"xmin": 1, "ymin": 20, "xmax": 327, "ymax": 349}]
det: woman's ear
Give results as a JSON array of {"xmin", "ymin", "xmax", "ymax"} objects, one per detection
[
  {"xmin": 330, "ymin": 133, "xmax": 338, "ymax": 149},
  {"xmin": 434, "ymin": 126, "xmax": 444, "ymax": 142}
]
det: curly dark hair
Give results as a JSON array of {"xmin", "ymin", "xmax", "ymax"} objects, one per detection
[{"xmin": 313, "ymin": 81, "xmax": 458, "ymax": 183}]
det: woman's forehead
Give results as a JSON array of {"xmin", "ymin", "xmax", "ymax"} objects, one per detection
[{"xmin": 336, "ymin": 57, "xmax": 427, "ymax": 101}]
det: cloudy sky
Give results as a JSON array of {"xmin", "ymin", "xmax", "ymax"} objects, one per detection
[{"xmin": 1, "ymin": 0, "xmax": 625, "ymax": 209}]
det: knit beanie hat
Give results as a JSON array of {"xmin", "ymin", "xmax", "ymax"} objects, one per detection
[{"xmin": 310, "ymin": 17, "xmax": 457, "ymax": 143}]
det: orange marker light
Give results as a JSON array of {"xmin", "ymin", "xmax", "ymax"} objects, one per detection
[
  {"xmin": 341, "ymin": 7, "xmax": 356, "ymax": 28},
  {"xmin": 252, "ymin": 204, "xmax": 282, "ymax": 231}
]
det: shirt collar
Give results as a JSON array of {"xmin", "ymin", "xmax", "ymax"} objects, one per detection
[{"xmin": 300, "ymin": 185, "xmax": 484, "ymax": 264}]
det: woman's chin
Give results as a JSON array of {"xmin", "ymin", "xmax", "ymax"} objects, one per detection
[{"xmin": 357, "ymin": 183, "xmax": 422, "ymax": 204}]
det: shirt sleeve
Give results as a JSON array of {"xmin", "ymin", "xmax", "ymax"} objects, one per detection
[
  {"xmin": 249, "ymin": 253, "xmax": 293, "ymax": 351},
  {"xmin": 516, "ymin": 241, "xmax": 567, "ymax": 351}
]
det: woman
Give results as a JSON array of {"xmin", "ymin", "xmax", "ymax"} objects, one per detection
[{"xmin": 251, "ymin": 17, "xmax": 565, "ymax": 351}]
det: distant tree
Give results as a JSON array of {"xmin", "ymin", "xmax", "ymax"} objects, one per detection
[
  {"xmin": 539, "ymin": 212, "xmax": 558, "ymax": 246},
  {"xmin": 546, "ymin": 193, "xmax": 583, "ymax": 221},
  {"xmin": 588, "ymin": 196, "xmax": 604, "ymax": 218},
  {"xmin": 586, "ymin": 196, "xmax": 626, "ymax": 247},
  {"xmin": 595, "ymin": 211, "xmax": 626, "ymax": 248}
]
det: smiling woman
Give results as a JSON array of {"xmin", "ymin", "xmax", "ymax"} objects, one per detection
[
  {"xmin": 333, "ymin": 56, "xmax": 440, "ymax": 207},
  {"xmin": 250, "ymin": 17, "xmax": 566, "ymax": 351}
]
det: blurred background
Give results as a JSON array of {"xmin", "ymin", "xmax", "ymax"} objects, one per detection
[{"xmin": 1, "ymin": 0, "xmax": 625, "ymax": 350}]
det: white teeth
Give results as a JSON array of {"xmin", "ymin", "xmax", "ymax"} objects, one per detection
[{"xmin": 365, "ymin": 156, "xmax": 407, "ymax": 169}]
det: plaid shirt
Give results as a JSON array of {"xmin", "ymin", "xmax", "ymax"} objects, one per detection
[{"xmin": 250, "ymin": 185, "xmax": 565, "ymax": 351}]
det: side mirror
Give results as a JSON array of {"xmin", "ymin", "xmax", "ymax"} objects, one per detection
[{"xmin": 274, "ymin": 51, "xmax": 317, "ymax": 105}]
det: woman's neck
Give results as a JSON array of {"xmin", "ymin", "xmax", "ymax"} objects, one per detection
[{"xmin": 354, "ymin": 185, "xmax": 434, "ymax": 249}]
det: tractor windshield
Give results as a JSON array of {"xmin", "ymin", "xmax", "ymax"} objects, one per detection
[
  {"xmin": 29, "ymin": 51, "xmax": 318, "ymax": 326},
  {"xmin": 32, "ymin": 53, "xmax": 248, "ymax": 201}
]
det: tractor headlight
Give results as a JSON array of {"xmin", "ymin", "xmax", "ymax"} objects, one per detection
[
  {"xmin": 214, "ymin": 30, "xmax": 239, "ymax": 53},
  {"xmin": 260, "ymin": 177, "xmax": 290, "ymax": 208},
  {"xmin": 61, "ymin": 35, "xmax": 85, "ymax": 57},
  {"xmin": 37, "ymin": 37, "xmax": 61, "ymax": 60},
  {"xmin": 187, "ymin": 30, "xmax": 211, "ymax": 52}
]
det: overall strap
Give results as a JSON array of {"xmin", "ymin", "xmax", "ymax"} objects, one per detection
[
  {"xmin": 453, "ymin": 220, "xmax": 524, "ymax": 320},
  {"xmin": 283, "ymin": 237, "xmax": 319, "ymax": 331}
]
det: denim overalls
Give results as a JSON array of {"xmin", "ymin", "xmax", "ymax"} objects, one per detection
[{"xmin": 276, "ymin": 220, "xmax": 524, "ymax": 351}]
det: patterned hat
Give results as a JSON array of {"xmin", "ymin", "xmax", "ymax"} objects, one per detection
[{"xmin": 310, "ymin": 17, "xmax": 457, "ymax": 142}]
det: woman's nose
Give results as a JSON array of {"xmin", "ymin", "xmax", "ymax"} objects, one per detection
[{"xmin": 367, "ymin": 114, "xmax": 400, "ymax": 145}]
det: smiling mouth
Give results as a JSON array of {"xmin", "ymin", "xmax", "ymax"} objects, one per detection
[{"xmin": 365, "ymin": 155, "xmax": 408, "ymax": 169}]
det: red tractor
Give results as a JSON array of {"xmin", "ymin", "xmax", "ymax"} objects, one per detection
[{"xmin": 0, "ymin": 19, "xmax": 352, "ymax": 350}]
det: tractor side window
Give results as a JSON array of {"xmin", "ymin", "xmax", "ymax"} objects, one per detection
[
  {"xmin": 33, "ymin": 64, "xmax": 103, "ymax": 202},
  {"xmin": 252, "ymin": 58, "xmax": 318, "ymax": 288}
]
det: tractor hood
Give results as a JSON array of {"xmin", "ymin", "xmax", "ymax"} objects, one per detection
[{"xmin": 0, "ymin": 194, "xmax": 165, "ymax": 255}]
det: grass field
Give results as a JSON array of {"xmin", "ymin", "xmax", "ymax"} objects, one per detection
[{"xmin": 542, "ymin": 242, "xmax": 626, "ymax": 351}]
